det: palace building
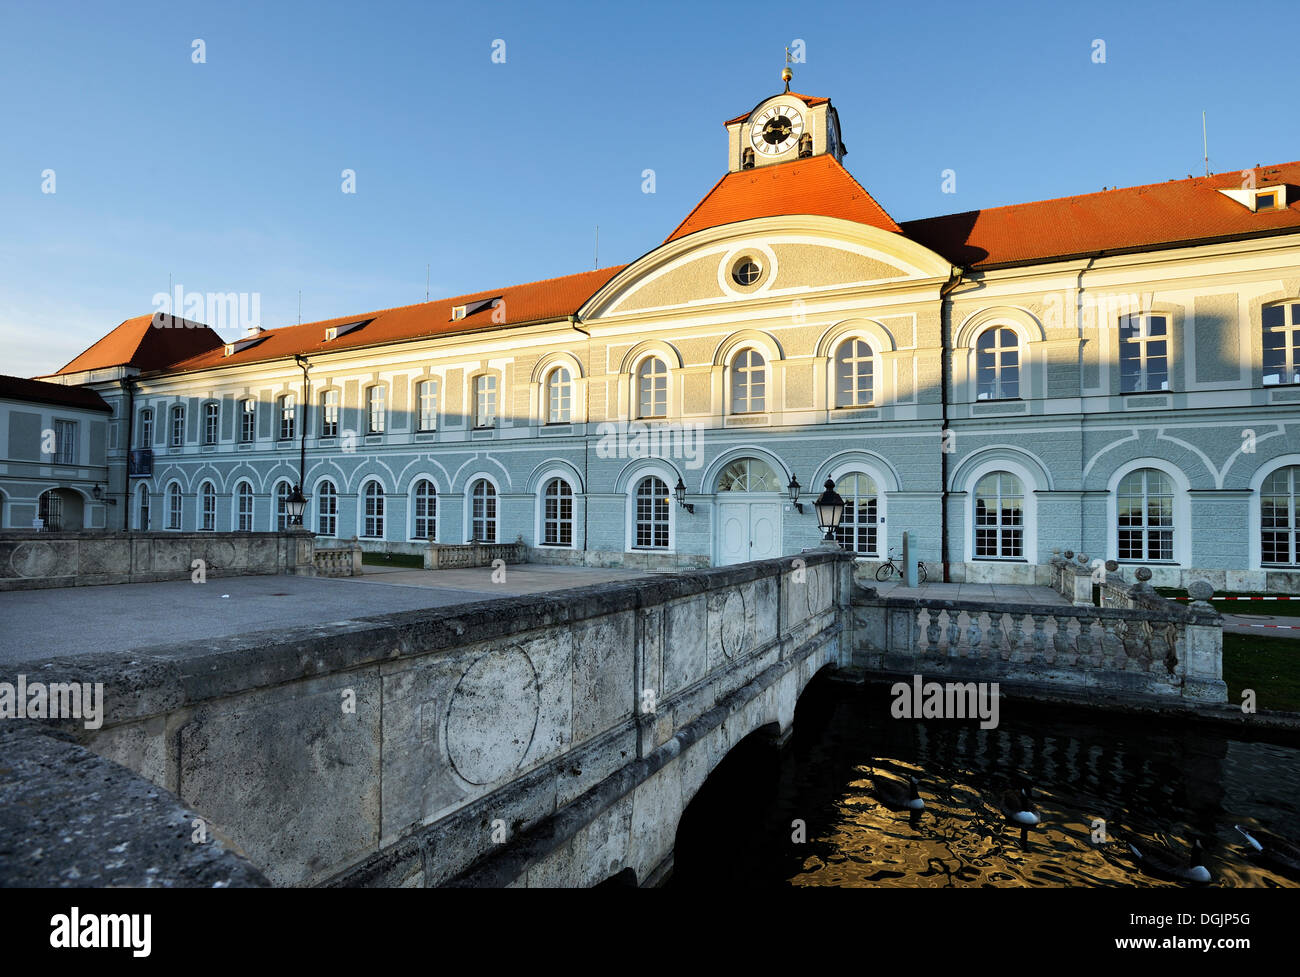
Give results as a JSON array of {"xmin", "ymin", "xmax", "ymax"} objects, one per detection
[{"xmin": 14, "ymin": 78, "xmax": 1300, "ymax": 589}]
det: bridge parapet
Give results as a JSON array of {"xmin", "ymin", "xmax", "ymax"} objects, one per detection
[{"xmin": 24, "ymin": 549, "xmax": 853, "ymax": 887}]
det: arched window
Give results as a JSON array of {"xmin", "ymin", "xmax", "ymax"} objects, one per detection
[
  {"xmin": 236, "ymin": 482, "xmax": 254, "ymax": 531},
  {"xmin": 38, "ymin": 489, "xmax": 63, "ymax": 532},
  {"xmin": 1118, "ymin": 314, "xmax": 1169, "ymax": 393},
  {"xmin": 412, "ymin": 479, "xmax": 436, "ymax": 540},
  {"xmin": 834, "ymin": 473, "xmax": 879, "ymax": 555},
  {"xmin": 275, "ymin": 481, "xmax": 292, "ymax": 531},
  {"xmin": 137, "ymin": 484, "xmax": 150, "ymax": 530},
  {"xmin": 637, "ymin": 357, "xmax": 668, "ymax": 418},
  {"xmin": 278, "ymin": 394, "xmax": 296, "ymax": 440},
  {"xmin": 835, "ymin": 339, "xmax": 874, "ymax": 407},
  {"xmin": 741, "ymin": 148, "xmax": 755, "ymax": 169},
  {"xmin": 417, "ymin": 380, "xmax": 438, "ymax": 431},
  {"xmin": 320, "ymin": 390, "xmax": 340, "ymax": 438},
  {"xmin": 974, "ymin": 472, "xmax": 1023, "ymax": 559},
  {"xmin": 797, "ymin": 133, "xmax": 813, "ymax": 158},
  {"xmin": 199, "ymin": 481, "xmax": 216, "ymax": 531},
  {"xmin": 976, "ymin": 328, "xmax": 1019, "ymax": 400},
  {"xmin": 167, "ymin": 483, "xmax": 183, "ymax": 530},
  {"xmin": 716, "ymin": 458, "xmax": 780, "ymax": 492},
  {"xmin": 472, "ymin": 375, "xmax": 497, "ymax": 428},
  {"xmin": 731, "ymin": 348, "xmax": 766, "ymax": 413},
  {"xmin": 1262, "ymin": 301, "xmax": 1300, "ymax": 386},
  {"xmin": 1261, "ymin": 466, "xmax": 1299, "ymax": 566},
  {"xmin": 366, "ymin": 386, "xmax": 386, "ymax": 434},
  {"xmin": 317, "ymin": 480, "xmax": 337, "ymax": 537},
  {"xmin": 547, "ymin": 368, "xmax": 572, "ymax": 424},
  {"xmin": 470, "ymin": 480, "xmax": 496, "ymax": 542},
  {"xmin": 363, "ymin": 481, "xmax": 385, "ymax": 538},
  {"xmin": 1117, "ymin": 468, "xmax": 1173, "ymax": 561},
  {"xmin": 542, "ymin": 478, "xmax": 573, "ymax": 546},
  {"xmin": 203, "ymin": 402, "xmax": 219, "ymax": 444},
  {"xmin": 633, "ymin": 476, "xmax": 670, "ymax": 549}
]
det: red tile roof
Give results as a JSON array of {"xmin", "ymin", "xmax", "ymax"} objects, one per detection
[
  {"xmin": 903, "ymin": 163, "xmax": 1300, "ymax": 269},
  {"xmin": 160, "ymin": 265, "xmax": 626, "ymax": 374},
  {"xmin": 0, "ymin": 374, "xmax": 113, "ymax": 411},
  {"xmin": 51, "ymin": 314, "xmax": 224, "ymax": 376},
  {"xmin": 724, "ymin": 93, "xmax": 831, "ymax": 126},
  {"xmin": 665, "ymin": 154, "xmax": 902, "ymax": 242}
]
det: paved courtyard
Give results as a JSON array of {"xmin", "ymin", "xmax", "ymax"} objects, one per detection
[{"xmin": 0, "ymin": 565, "xmax": 653, "ymax": 664}]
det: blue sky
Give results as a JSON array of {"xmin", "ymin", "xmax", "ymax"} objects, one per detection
[{"xmin": 2, "ymin": 0, "xmax": 1294, "ymax": 377}]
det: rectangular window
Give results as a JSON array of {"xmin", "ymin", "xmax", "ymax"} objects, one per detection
[
  {"xmin": 318, "ymin": 486, "xmax": 337, "ymax": 537},
  {"xmin": 171, "ymin": 406, "xmax": 185, "ymax": 447},
  {"xmin": 203, "ymin": 403, "xmax": 219, "ymax": 444},
  {"xmin": 321, "ymin": 390, "xmax": 339, "ymax": 437},
  {"xmin": 1120, "ymin": 314, "xmax": 1169, "ymax": 393},
  {"xmin": 418, "ymin": 381, "xmax": 438, "ymax": 431},
  {"xmin": 1262, "ymin": 302, "xmax": 1300, "ymax": 386},
  {"xmin": 475, "ymin": 375, "xmax": 497, "ymax": 428},
  {"xmin": 367, "ymin": 386, "xmax": 386, "ymax": 434},
  {"xmin": 240, "ymin": 400, "xmax": 255, "ymax": 442},
  {"xmin": 279, "ymin": 395, "xmax": 296, "ymax": 440},
  {"xmin": 54, "ymin": 420, "xmax": 77, "ymax": 465},
  {"xmin": 139, "ymin": 409, "xmax": 153, "ymax": 448}
]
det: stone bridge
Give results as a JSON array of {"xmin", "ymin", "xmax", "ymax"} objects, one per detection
[{"xmin": 11, "ymin": 550, "xmax": 851, "ymax": 887}]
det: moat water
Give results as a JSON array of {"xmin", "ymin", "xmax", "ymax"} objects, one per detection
[{"xmin": 670, "ymin": 676, "xmax": 1300, "ymax": 888}]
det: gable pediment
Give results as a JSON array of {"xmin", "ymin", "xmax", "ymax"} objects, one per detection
[{"xmin": 580, "ymin": 215, "xmax": 952, "ymax": 321}]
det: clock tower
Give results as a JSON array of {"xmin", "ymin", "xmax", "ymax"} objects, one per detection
[{"xmin": 724, "ymin": 68, "xmax": 847, "ymax": 173}]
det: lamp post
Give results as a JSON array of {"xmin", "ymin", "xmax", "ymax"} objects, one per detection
[
  {"xmin": 287, "ymin": 483, "xmax": 308, "ymax": 528},
  {"xmin": 813, "ymin": 478, "xmax": 844, "ymax": 544},
  {"xmin": 787, "ymin": 474, "xmax": 803, "ymax": 514},
  {"xmin": 674, "ymin": 477, "xmax": 694, "ymax": 515}
]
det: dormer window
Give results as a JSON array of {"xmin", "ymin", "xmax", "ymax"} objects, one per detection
[
  {"xmin": 451, "ymin": 297, "xmax": 500, "ymax": 321},
  {"xmin": 1256, "ymin": 191, "xmax": 1278, "ymax": 211},
  {"xmin": 323, "ymin": 319, "xmax": 369, "ymax": 342},
  {"xmin": 1219, "ymin": 184, "xmax": 1290, "ymax": 212}
]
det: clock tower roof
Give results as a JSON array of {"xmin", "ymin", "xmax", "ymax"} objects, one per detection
[{"xmin": 664, "ymin": 153, "xmax": 901, "ymax": 243}]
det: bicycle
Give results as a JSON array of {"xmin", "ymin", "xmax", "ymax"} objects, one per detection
[{"xmin": 875, "ymin": 547, "xmax": 928, "ymax": 583}]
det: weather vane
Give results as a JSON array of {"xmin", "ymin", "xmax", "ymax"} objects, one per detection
[{"xmin": 782, "ymin": 46, "xmax": 793, "ymax": 91}]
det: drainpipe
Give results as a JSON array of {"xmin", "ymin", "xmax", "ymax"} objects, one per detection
[
  {"xmin": 295, "ymin": 355, "xmax": 310, "ymax": 517},
  {"xmin": 939, "ymin": 265, "xmax": 966, "ymax": 583},
  {"xmin": 123, "ymin": 375, "xmax": 136, "ymax": 530},
  {"xmin": 569, "ymin": 316, "xmax": 591, "ymax": 556}
]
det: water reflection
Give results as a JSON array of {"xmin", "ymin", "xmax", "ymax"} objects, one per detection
[{"xmin": 670, "ymin": 676, "xmax": 1300, "ymax": 889}]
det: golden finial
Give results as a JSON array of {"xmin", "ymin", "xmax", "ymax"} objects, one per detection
[{"xmin": 782, "ymin": 46, "xmax": 793, "ymax": 91}]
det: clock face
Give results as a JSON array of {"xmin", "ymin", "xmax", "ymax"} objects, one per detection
[{"xmin": 749, "ymin": 104, "xmax": 804, "ymax": 156}]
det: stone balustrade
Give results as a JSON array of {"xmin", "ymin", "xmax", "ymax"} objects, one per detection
[
  {"xmin": 314, "ymin": 541, "xmax": 362, "ymax": 577},
  {"xmin": 851, "ymin": 580, "xmax": 1226, "ymax": 702},
  {"xmin": 424, "ymin": 536, "xmax": 527, "ymax": 569}
]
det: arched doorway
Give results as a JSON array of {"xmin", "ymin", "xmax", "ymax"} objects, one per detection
[
  {"xmin": 714, "ymin": 457, "xmax": 783, "ymax": 565},
  {"xmin": 38, "ymin": 488, "xmax": 83, "ymax": 531}
]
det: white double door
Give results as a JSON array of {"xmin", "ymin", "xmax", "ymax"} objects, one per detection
[{"xmin": 716, "ymin": 498, "xmax": 782, "ymax": 566}]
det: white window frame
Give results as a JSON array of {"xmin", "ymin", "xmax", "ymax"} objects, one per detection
[
  {"xmin": 239, "ymin": 399, "xmax": 255, "ymax": 442},
  {"xmin": 366, "ymin": 386, "xmax": 386, "ymax": 434},
  {"xmin": 320, "ymin": 389, "xmax": 340, "ymax": 438},
  {"xmin": 234, "ymin": 481, "xmax": 255, "ymax": 532},
  {"xmin": 274, "ymin": 480, "xmax": 292, "ymax": 531},
  {"xmin": 975, "ymin": 327, "xmax": 1021, "ymax": 401},
  {"xmin": 1262, "ymin": 300, "xmax": 1300, "ymax": 386},
  {"xmin": 730, "ymin": 348, "xmax": 767, "ymax": 414},
  {"xmin": 1106, "ymin": 460, "xmax": 1189, "ymax": 567},
  {"xmin": 171, "ymin": 405, "xmax": 185, "ymax": 447},
  {"xmin": 626, "ymin": 471, "xmax": 674, "ymax": 552},
  {"xmin": 316, "ymin": 479, "xmax": 338, "ymax": 537},
  {"xmin": 166, "ymin": 481, "xmax": 183, "ymax": 530},
  {"xmin": 972, "ymin": 471, "xmax": 1025, "ymax": 560},
  {"xmin": 538, "ymin": 476, "xmax": 575, "ymax": 548},
  {"xmin": 139, "ymin": 408, "xmax": 153, "ymax": 448},
  {"xmin": 473, "ymin": 375, "xmax": 497, "ymax": 429},
  {"xmin": 203, "ymin": 402, "xmax": 219, "ymax": 445},
  {"xmin": 546, "ymin": 368, "xmax": 572, "ymax": 424},
  {"xmin": 468, "ymin": 477, "xmax": 498, "ymax": 542},
  {"xmin": 1251, "ymin": 455, "xmax": 1300, "ymax": 569},
  {"xmin": 834, "ymin": 339, "xmax": 874, "ymax": 408},
  {"xmin": 417, "ymin": 380, "xmax": 438, "ymax": 431},
  {"xmin": 410, "ymin": 478, "xmax": 437, "ymax": 540},
  {"xmin": 636, "ymin": 355, "xmax": 669, "ymax": 419},
  {"xmin": 962, "ymin": 459, "xmax": 1039, "ymax": 565},
  {"xmin": 199, "ymin": 481, "xmax": 217, "ymax": 531},
  {"xmin": 361, "ymin": 480, "xmax": 385, "ymax": 538},
  {"xmin": 278, "ymin": 394, "xmax": 296, "ymax": 441},
  {"xmin": 136, "ymin": 484, "xmax": 150, "ymax": 530},
  {"xmin": 54, "ymin": 419, "xmax": 77, "ymax": 465},
  {"xmin": 1119, "ymin": 313, "xmax": 1170, "ymax": 393}
]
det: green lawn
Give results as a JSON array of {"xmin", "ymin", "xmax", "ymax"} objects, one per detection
[
  {"xmin": 1221, "ymin": 632, "xmax": 1300, "ymax": 713},
  {"xmin": 361, "ymin": 551, "xmax": 425, "ymax": 569},
  {"xmin": 1156, "ymin": 587, "xmax": 1300, "ymax": 618}
]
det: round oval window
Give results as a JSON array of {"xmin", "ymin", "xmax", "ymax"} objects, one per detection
[{"xmin": 731, "ymin": 257, "xmax": 761, "ymax": 286}]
